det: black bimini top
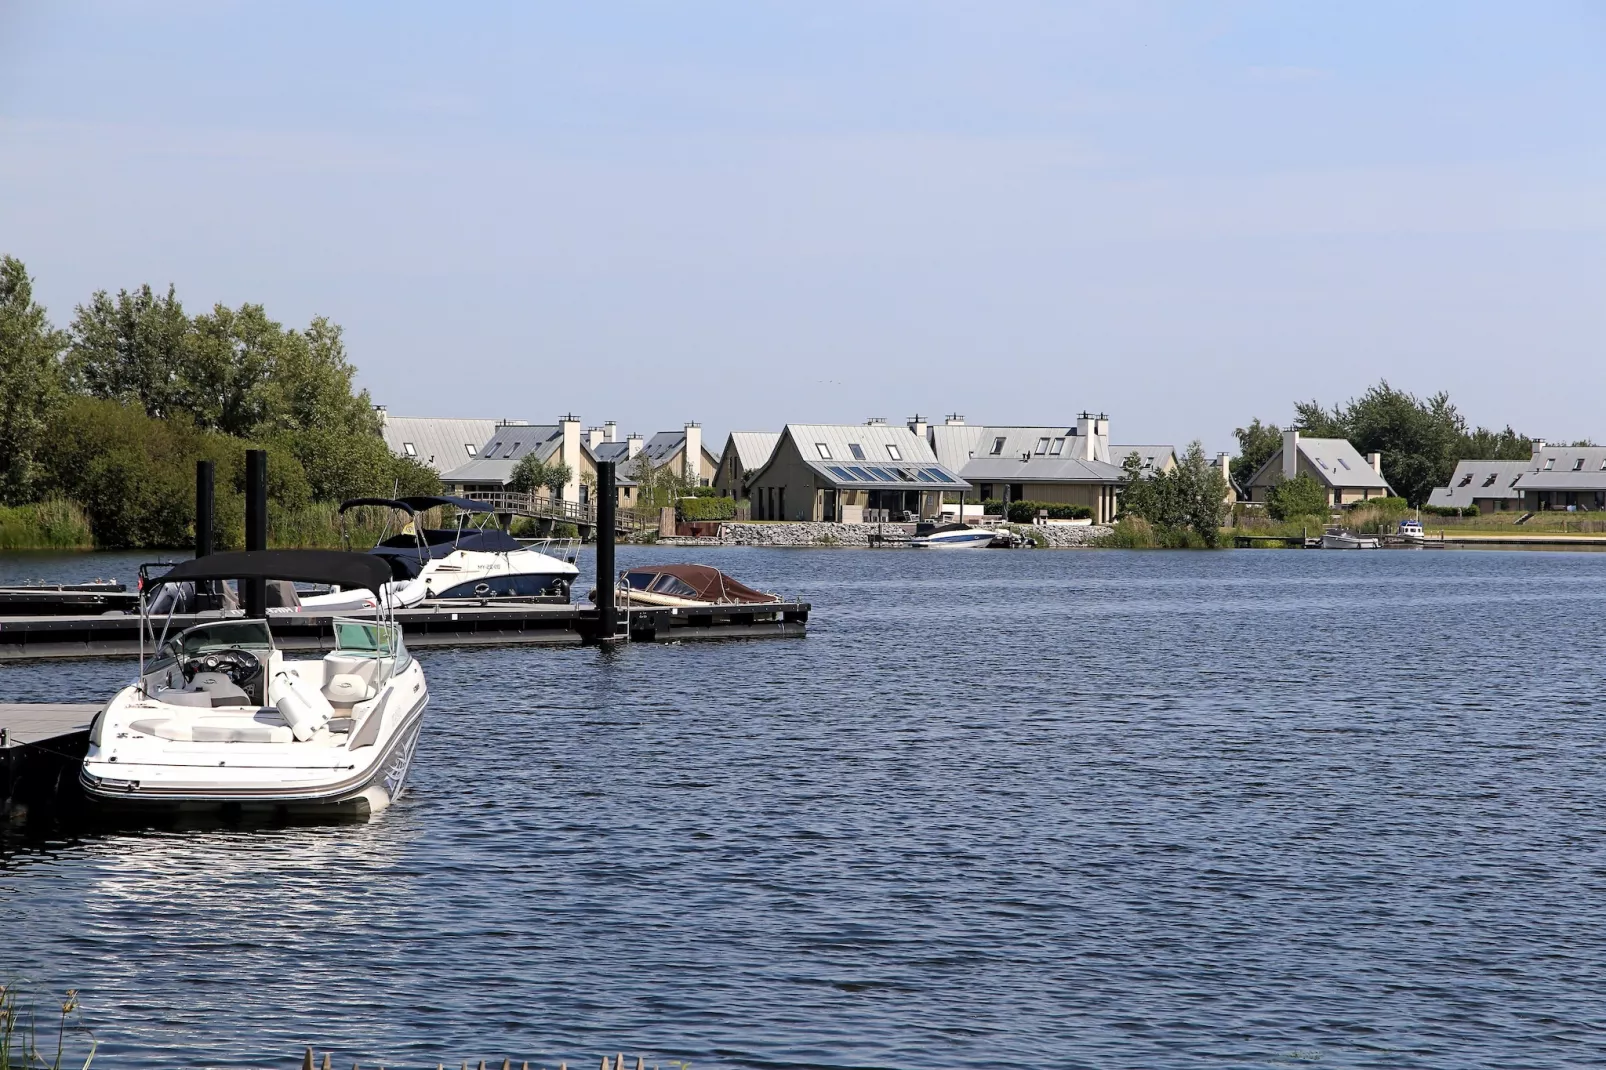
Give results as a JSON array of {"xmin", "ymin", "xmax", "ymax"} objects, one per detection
[{"xmin": 152, "ymin": 550, "xmax": 394, "ymax": 594}]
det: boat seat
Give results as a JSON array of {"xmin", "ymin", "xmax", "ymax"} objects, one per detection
[
  {"xmin": 190, "ymin": 672, "xmax": 252, "ymax": 707},
  {"xmin": 274, "ymin": 671, "xmax": 334, "ymax": 741},
  {"xmin": 128, "ymin": 716, "xmax": 293, "ymax": 744},
  {"xmin": 323, "ymin": 673, "xmax": 373, "ymax": 707},
  {"xmin": 154, "ymin": 687, "xmax": 213, "ymax": 709}
]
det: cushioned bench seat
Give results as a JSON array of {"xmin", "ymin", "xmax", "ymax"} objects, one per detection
[{"xmin": 129, "ymin": 715, "xmax": 294, "ymax": 744}]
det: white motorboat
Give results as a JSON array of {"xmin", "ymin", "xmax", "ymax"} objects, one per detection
[
  {"xmin": 289, "ymin": 496, "xmax": 579, "ymax": 614},
  {"xmin": 910, "ymin": 523, "xmax": 1003, "ymax": 549},
  {"xmin": 595, "ymin": 564, "xmax": 783, "ymax": 609},
  {"xmin": 1320, "ymin": 528, "xmax": 1382, "ymax": 550},
  {"xmin": 81, "ymin": 550, "xmax": 429, "ymax": 816},
  {"xmin": 1397, "ymin": 518, "xmax": 1427, "ymax": 543}
]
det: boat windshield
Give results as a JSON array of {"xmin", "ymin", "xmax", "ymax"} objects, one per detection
[
  {"xmin": 332, "ymin": 618, "xmax": 400, "ymax": 657},
  {"xmin": 167, "ymin": 620, "xmax": 275, "ymax": 658}
]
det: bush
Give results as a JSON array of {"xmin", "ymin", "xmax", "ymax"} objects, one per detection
[
  {"xmin": 982, "ymin": 499, "xmax": 1093, "ymax": 523},
  {"xmin": 679, "ymin": 495, "xmax": 737, "ymax": 521},
  {"xmin": 1422, "ymin": 503, "xmax": 1478, "ymax": 517},
  {"xmin": 1348, "ymin": 496, "xmax": 1408, "ymax": 513},
  {"xmin": 1265, "ymin": 473, "xmax": 1331, "ymax": 521},
  {"xmin": 0, "ymin": 498, "xmax": 94, "ymax": 549}
]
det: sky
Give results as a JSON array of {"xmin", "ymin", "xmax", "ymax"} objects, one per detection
[{"xmin": 1, "ymin": 1, "xmax": 1602, "ymax": 452}]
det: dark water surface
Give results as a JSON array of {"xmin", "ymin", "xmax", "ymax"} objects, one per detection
[{"xmin": 3, "ymin": 547, "xmax": 1605, "ymax": 1069}]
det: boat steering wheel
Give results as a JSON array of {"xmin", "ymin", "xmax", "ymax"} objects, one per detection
[{"xmin": 185, "ymin": 649, "xmax": 263, "ymax": 689}]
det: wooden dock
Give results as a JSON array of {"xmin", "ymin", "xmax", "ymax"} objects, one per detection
[
  {"xmin": 1, "ymin": 703, "xmax": 99, "ymax": 821},
  {"xmin": 0, "ymin": 601, "xmax": 809, "ymax": 660}
]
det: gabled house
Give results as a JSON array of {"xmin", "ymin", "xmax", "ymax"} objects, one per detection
[
  {"xmin": 1426, "ymin": 460, "xmax": 1529, "ymax": 513},
  {"xmin": 626, "ymin": 423, "xmax": 718, "ymax": 486},
  {"xmin": 1243, "ymin": 430, "xmax": 1392, "ymax": 506},
  {"xmin": 439, "ymin": 416, "xmax": 591, "ymax": 504},
  {"xmin": 744, "ymin": 420, "xmax": 969, "ymax": 522},
  {"xmin": 715, "ymin": 432, "xmax": 781, "ymax": 499},
  {"xmin": 926, "ymin": 413, "xmax": 1129, "ymax": 523}
]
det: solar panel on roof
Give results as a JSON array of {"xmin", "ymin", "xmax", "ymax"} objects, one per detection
[
  {"xmin": 826, "ymin": 466, "xmax": 857, "ymax": 482},
  {"xmin": 914, "ymin": 469, "xmax": 938, "ymax": 483},
  {"xmin": 847, "ymin": 466, "xmax": 875, "ymax": 481},
  {"xmin": 866, "ymin": 466, "xmax": 896, "ymax": 480}
]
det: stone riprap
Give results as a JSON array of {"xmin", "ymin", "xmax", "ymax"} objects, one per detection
[{"xmin": 714, "ymin": 522, "xmax": 1113, "ymax": 547}]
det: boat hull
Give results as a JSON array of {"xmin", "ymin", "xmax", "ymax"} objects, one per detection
[
  {"xmin": 80, "ymin": 696, "xmax": 428, "ymax": 817},
  {"xmin": 910, "ymin": 531, "xmax": 1000, "ymax": 549},
  {"xmin": 1320, "ymin": 533, "xmax": 1381, "ymax": 550}
]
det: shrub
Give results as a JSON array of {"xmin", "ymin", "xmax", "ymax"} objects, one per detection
[
  {"xmin": 0, "ymin": 498, "xmax": 94, "ymax": 550},
  {"xmin": 982, "ymin": 499, "xmax": 1093, "ymax": 523},
  {"xmin": 1265, "ymin": 473, "xmax": 1331, "ymax": 521},
  {"xmin": 1422, "ymin": 504, "xmax": 1479, "ymax": 517},
  {"xmin": 678, "ymin": 495, "xmax": 737, "ymax": 521}
]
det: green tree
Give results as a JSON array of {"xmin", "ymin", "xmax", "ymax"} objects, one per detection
[
  {"xmin": 1266, "ymin": 472, "xmax": 1330, "ymax": 520},
  {"xmin": 542, "ymin": 460, "xmax": 573, "ymax": 500},
  {"xmin": 1118, "ymin": 442, "xmax": 1229, "ymax": 546},
  {"xmin": 1231, "ymin": 418, "xmax": 1281, "ymax": 488},
  {"xmin": 66, "ymin": 284, "xmax": 195, "ymax": 420},
  {"xmin": 0, "ymin": 257, "xmax": 67, "ymax": 503},
  {"xmin": 509, "ymin": 454, "xmax": 550, "ymax": 497}
]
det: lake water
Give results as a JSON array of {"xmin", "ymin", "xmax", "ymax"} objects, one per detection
[{"xmin": 3, "ymin": 546, "xmax": 1605, "ymax": 1069}]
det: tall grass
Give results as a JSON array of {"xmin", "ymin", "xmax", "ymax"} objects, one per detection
[
  {"xmin": 0, "ymin": 983, "xmax": 96, "ymax": 1070},
  {"xmin": 0, "ymin": 500, "xmax": 95, "ymax": 551},
  {"xmin": 1096, "ymin": 517, "xmax": 1215, "ymax": 549}
]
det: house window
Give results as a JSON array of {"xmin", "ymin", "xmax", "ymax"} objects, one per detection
[
  {"xmin": 403, "ymin": 442, "xmax": 417, "ymax": 457},
  {"xmin": 1336, "ymin": 457, "xmax": 1350, "ymax": 470},
  {"xmin": 1481, "ymin": 474, "xmax": 1497, "ymax": 487},
  {"xmin": 465, "ymin": 443, "xmax": 477, "ymax": 456},
  {"xmin": 990, "ymin": 437, "xmax": 1006, "ymax": 456},
  {"xmin": 816, "ymin": 443, "xmax": 831, "ymax": 459},
  {"xmin": 886, "ymin": 444, "xmax": 902, "ymax": 461},
  {"xmin": 1035, "ymin": 437, "xmax": 1050, "ymax": 454},
  {"xmin": 849, "ymin": 443, "xmax": 866, "ymax": 460},
  {"xmin": 1574, "ymin": 458, "xmax": 1586, "ymax": 471},
  {"xmin": 511, "ymin": 442, "xmax": 521, "ymax": 455},
  {"xmin": 1544, "ymin": 458, "xmax": 1555, "ymax": 470},
  {"xmin": 1458, "ymin": 474, "xmax": 1474, "ymax": 487},
  {"xmin": 1049, "ymin": 438, "xmax": 1064, "ymax": 455}
]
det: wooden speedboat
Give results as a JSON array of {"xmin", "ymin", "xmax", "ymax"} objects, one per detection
[{"xmin": 596, "ymin": 564, "xmax": 783, "ymax": 609}]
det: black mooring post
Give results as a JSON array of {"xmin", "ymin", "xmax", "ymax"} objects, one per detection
[
  {"xmin": 596, "ymin": 460, "xmax": 617, "ymax": 640},
  {"xmin": 195, "ymin": 460, "xmax": 214, "ymax": 558},
  {"xmin": 243, "ymin": 448, "xmax": 268, "ymax": 618}
]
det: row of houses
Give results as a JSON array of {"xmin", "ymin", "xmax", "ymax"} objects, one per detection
[{"xmin": 1427, "ymin": 444, "xmax": 1606, "ymax": 514}]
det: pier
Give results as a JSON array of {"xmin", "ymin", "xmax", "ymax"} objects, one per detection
[{"xmin": 1, "ymin": 703, "xmax": 98, "ymax": 820}]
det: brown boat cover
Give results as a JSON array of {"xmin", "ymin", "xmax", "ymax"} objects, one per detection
[{"xmin": 626, "ymin": 564, "xmax": 781, "ymax": 604}]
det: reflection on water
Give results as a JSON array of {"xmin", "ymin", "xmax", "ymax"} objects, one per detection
[{"xmin": 4, "ymin": 547, "xmax": 1606, "ymax": 1068}]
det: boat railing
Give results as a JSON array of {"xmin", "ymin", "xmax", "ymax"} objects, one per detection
[{"xmin": 517, "ymin": 536, "xmax": 580, "ymax": 561}]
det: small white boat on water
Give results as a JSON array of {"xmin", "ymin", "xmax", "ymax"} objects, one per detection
[
  {"xmin": 1321, "ymin": 528, "xmax": 1382, "ymax": 550},
  {"xmin": 82, "ymin": 550, "xmax": 429, "ymax": 816},
  {"xmin": 1397, "ymin": 518, "xmax": 1427, "ymax": 543},
  {"xmin": 910, "ymin": 523, "xmax": 1002, "ymax": 549}
]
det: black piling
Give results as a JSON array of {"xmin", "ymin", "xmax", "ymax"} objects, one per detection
[
  {"xmin": 596, "ymin": 460, "xmax": 617, "ymax": 641},
  {"xmin": 243, "ymin": 448, "xmax": 268, "ymax": 618},
  {"xmin": 195, "ymin": 460, "xmax": 215, "ymax": 559}
]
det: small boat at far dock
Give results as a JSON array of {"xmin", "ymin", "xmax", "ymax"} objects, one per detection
[
  {"xmin": 1321, "ymin": 528, "xmax": 1381, "ymax": 550},
  {"xmin": 601, "ymin": 564, "xmax": 782, "ymax": 609},
  {"xmin": 1397, "ymin": 518, "xmax": 1427, "ymax": 543},
  {"xmin": 910, "ymin": 522, "xmax": 1004, "ymax": 549}
]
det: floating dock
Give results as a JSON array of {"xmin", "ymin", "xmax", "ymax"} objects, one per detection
[
  {"xmin": 1, "ymin": 703, "xmax": 98, "ymax": 820},
  {"xmin": 0, "ymin": 601, "xmax": 809, "ymax": 661}
]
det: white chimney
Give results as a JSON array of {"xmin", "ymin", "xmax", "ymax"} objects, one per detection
[
  {"xmin": 944, "ymin": 413, "xmax": 966, "ymax": 426},
  {"xmin": 1532, "ymin": 439, "xmax": 1546, "ymax": 458},
  {"xmin": 587, "ymin": 426, "xmax": 607, "ymax": 449},
  {"xmin": 627, "ymin": 433, "xmax": 644, "ymax": 460},
  {"xmin": 866, "ymin": 417, "xmax": 887, "ymax": 426},
  {"xmin": 605, "ymin": 420, "xmax": 618, "ymax": 442},
  {"xmin": 907, "ymin": 414, "xmax": 929, "ymax": 440},
  {"xmin": 558, "ymin": 414, "xmax": 582, "ymax": 501},
  {"xmin": 1366, "ymin": 451, "xmax": 1382, "ymax": 476},
  {"xmin": 1075, "ymin": 412, "xmax": 1110, "ymax": 463},
  {"xmin": 683, "ymin": 422, "xmax": 702, "ymax": 484},
  {"xmin": 1282, "ymin": 429, "xmax": 1300, "ymax": 481}
]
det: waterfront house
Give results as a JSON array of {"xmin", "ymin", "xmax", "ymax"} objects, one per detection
[
  {"xmin": 1426, "ymin": 459, "xmax": 1530, "ymax": 513},
  {"xmin": 439, "ymin": 415, "xmax": 592, "ymax": 505},
  {"xmin": 376, "ymin": 411, "xmax": 498, "ymax": 474},
  {"xmin": 623, "ymin": 424, "xmax": 719, "ymax": 487},
  {"xmin": 1513, "ymin": 444, "xmax": 1606, "ymax": 511},
  {"xmin": 743, "ymin": 420, "xmax": 969, "ymax": 521},
  {"xmin": 926, "ymin": 414, "xmax": 1131, "ymax": 523},
  {"xmin": 715, "ymin": 432, "xmax": 781, "ymax": 499},
  {"xmin": 1242, "ymin": 430, "xmax": 1393, "ymax": 506}
]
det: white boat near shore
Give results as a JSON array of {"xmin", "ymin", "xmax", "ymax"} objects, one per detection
[{"xmin": 1321, "ymin": 529, "xmax": 1382, "ymax": 550}]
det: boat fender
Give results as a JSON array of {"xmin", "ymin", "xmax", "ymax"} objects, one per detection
[{"xmin": 274, "ymin": 671, "xmax": 333, "ymax": 741}]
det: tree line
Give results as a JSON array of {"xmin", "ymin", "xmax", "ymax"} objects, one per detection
[
  {"xmin": 0, "ymin": 256, "xmax": 435, "ymax": 547},
  {"xmin": 1231, "ymin": 381, "xmax": 1544, "ymax": 507}
]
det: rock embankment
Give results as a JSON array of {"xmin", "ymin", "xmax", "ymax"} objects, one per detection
[{"xmin": 713, "ymin": 522, "xmax": 1114, "ymax": 547}]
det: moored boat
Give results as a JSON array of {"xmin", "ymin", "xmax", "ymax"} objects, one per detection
[
  {"xmin": 1320, "ymin": 528, "xmax": 1382, "ymax": 550},
  {"xmin": 81, "ymin": 550, "xmax": 429, "ymax": 816},
  {"xmin": 910, "ymin": 522, "xmax": 1004, "ymax": 549},
  {"xmin": 598, "ymin": 564, "xmax": 783, "ymax": 609}
]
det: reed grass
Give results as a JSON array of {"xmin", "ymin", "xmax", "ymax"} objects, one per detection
[
  {"xmin": 0, "ymin": 500, "xmax": 95, "ymax": 551},
  {"xmin": 0, "ymin": 983, "xmax": 96, "ymax": 1070}
]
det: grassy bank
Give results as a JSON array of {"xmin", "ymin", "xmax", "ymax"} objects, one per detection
[
  {"xmin": 0, "ymin": 499, "xmax": 404, "ymax": 552},
  {"xmin": 0, "ymin": 500, "xmax": 95, "ymax": 550}
]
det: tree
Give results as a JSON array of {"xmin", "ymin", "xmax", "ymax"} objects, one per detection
[
  {"xmin": 543, "ymin": 461, "xmax": 573, "ymax": 500},
  {"xmin": 1117, "ymin": 441, "xmax": 1230, "ymax": 546},
  {"xmin": 66, "ymin": 284, "xmax": 195, "ymax": 420},
  {"xmin": 1231, "ymin": 418, "xmax": 1281, "ymax": 489},
  {"xmin": 0, "ymin": 256, "xmax": 67, "ymax": 503},
  {"xmin": 1266, "ymin": 473, "xmax": 1330, "ymax": 520},
  {"xmin": 509, "ymin": 454, "xmax": 550, "ymax": 497}
]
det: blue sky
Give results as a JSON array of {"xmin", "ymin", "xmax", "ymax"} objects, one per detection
[{"xmin": 2, "ymin": 1, "xmax": 1602, "ymax": 450}]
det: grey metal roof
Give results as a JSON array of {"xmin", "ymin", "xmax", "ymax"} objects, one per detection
[
  {"xmin": 641, "ymin": 430, "xmax": 686, "ymax": 464},
  {"xmin": 1246, "ymin": 437, "xmax": 1392, "ymax": 491},
  {"xmin": 960, "ymin": 455, "xmax": 1126, "ymax": 484},
  {"xmin": 1426, "ymin": 460, "xmax": 1530, "ymax": 509},
  {"xmin": 1515, "ymin": 447, "xmax": 1606, "ymax": 490},
  {"xmin": 439, "ymin": 423, "xmax": 563, "ymax": 483},
  {"xmin": 1111, "ymin": 444, "xmax": 1177, "ymax": 472},
  {"xmin": 590, "ymin": 441, "xmax": 632, "ymax": 463},
  {"xmin": 725, "ymin": 431, "xmax": 780, "ymax": 472},
  {"xmin": 928, "ymin": 423, "xmax": 985, "ymax": 469},
  {"xmin": 758, "ymin": 423, "xmax": 969, "ymax": 490},
  {"xmin": 959, "ymin": 426, "xmax": 1114, "ymax": 474},
  {"xmin": 379, "ymin": 416, "xmax": 498, "ymax": 473}
]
